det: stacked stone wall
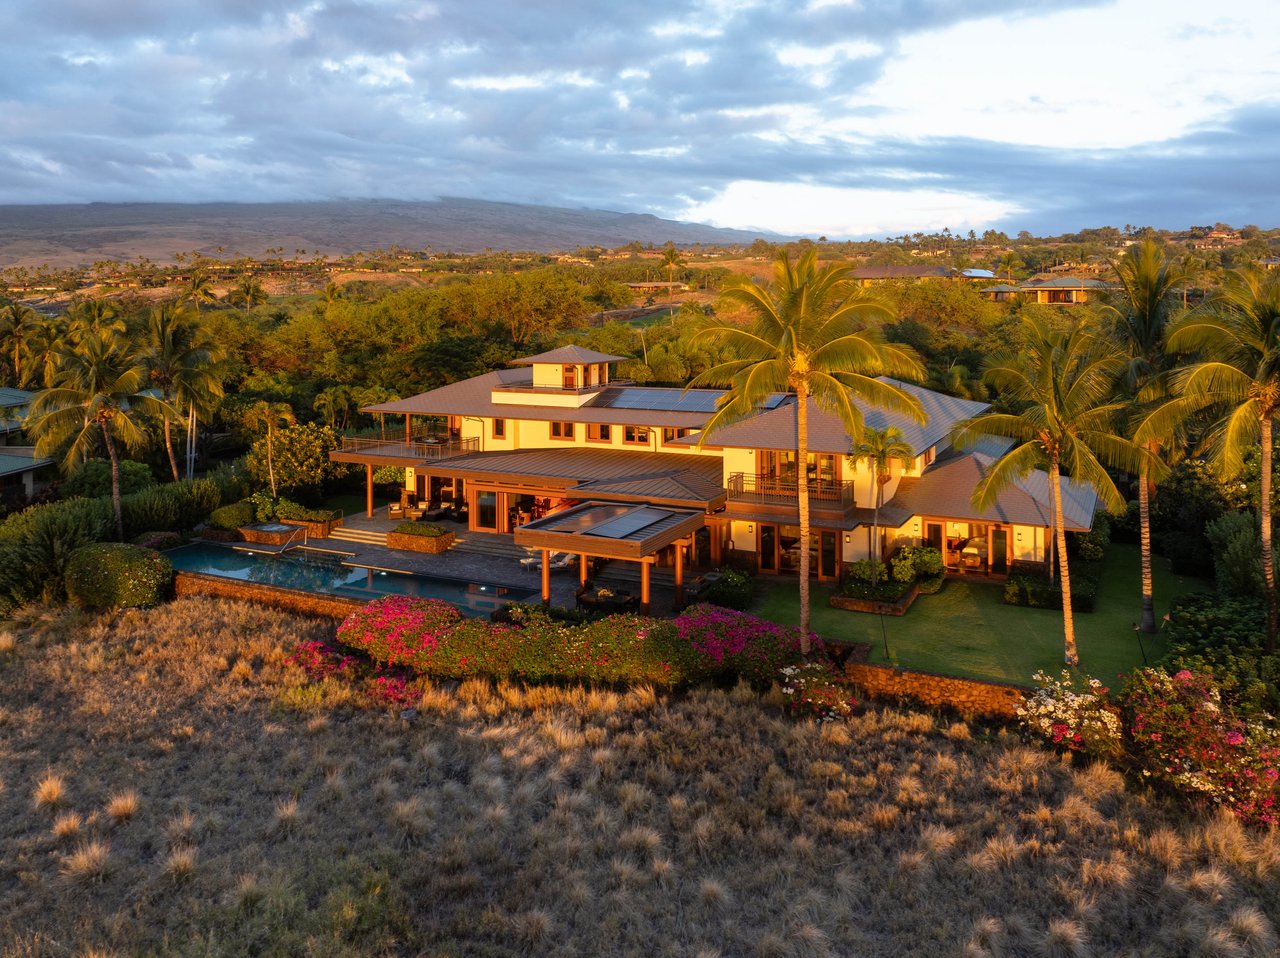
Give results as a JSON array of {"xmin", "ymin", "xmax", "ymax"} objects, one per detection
[
  {"xmin": 174, "ymin": 572, "xmax": 365, "ymax": 620},
  {"xmin": 844, "ymin": 661, "xmax": 1027, "ymax": 719}
]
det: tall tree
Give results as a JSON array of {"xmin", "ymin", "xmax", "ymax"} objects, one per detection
[
  {"xmin": 181, "ymin": 269, "xmax": 218, "ymax": 311},
  {"xmin": 692, "ymin": 249, "xmax": 924, "ymax": 647},
  {"xmin": 27, "ymin": 327, "xmax": 175, "ymax": 540},
  {"xmin": 143, "ymin": 301, "xmax": 226, "ymax": 481},
  {"xmin": 0, "ymin": 303, "xmax": 39, "ymax": 385},
  {"xmin": 1104, "ymin": 239, "xmax": 1190, "ymax": 633},
  {"xmin": 850, "ymin": 426, "xmax": 914, "ymax": 586},
  {"xmin": 245, "ymin": 400, "xmax": 296, "ymax": 500},
  {"xmin": 1141, "ymin": 267, "xmax": 1280, "ymax": 652},
  {"xmin": 955, "ymin": 315, "xmax": 1158, "ymax": 666},
  {"xmin": 661, "ymin": 243, "xmax": 687, "ymax": 302}
]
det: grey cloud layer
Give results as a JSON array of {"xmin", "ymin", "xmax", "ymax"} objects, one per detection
[{"xmin": 3, "ymin": 0, "xmax": 1271, "ymax": 235}]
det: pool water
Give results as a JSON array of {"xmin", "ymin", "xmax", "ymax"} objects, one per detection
[{"xmin": 167, "ymin": 543, "xmax": 537, "ymax": 617}]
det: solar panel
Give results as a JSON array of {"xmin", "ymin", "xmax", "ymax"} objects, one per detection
[
  {"xmin": 590, "ymin": 387, "xmax": 787, "ymax": 414},
  {"xmin": 584, "ymin": 507, "xmax": 671, "ymax": 540}
]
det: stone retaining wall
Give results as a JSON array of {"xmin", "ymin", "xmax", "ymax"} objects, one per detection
[
  {"xmin": 174, "ymin": 572, "xmax": 366, "ymax": 620},
  {"xmin": 844, "ymin": 661, "xmax": 1028, "ymax": 719},
  {"xmin": 386, "ymin": 530, "xmax": 455, "ymax": 554},
  {"xmin": 282, "ymin": 516, "xmax": 343, "ymax": 539},
  {"xmin": 828, "ymin": 581, "xmax": 920, "ymax": 616}
]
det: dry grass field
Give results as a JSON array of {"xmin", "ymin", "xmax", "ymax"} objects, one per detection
[{"xmin": 1, "ymin": 597, "xmax": 1278, "ymax": 957}]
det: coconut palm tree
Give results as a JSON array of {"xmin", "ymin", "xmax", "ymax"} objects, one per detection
[
  {"xmin": 27, "ymin": 326, "xmax": 176, "ymax": 540},
  {"xmin": 850, "ymin": 426, "xmax": 914, "ymax": 585},
  {"xmin": 22, "ymin": 316, "xmax": 67, "ymax": 389},
  {"xmin": 228, "ymin": 276, "xmax": 268, "ymax": 309},
  {"xmin": 691, "ymin": 249, "xmax": 925, "ymax": 648},
  {"xmin": 1104, "ymin": 239, "xmax": 1191, "ymax": 633},
  {"xmin": 660, "ymin": 243, "xmax": 686, "ymax": 303},
  {"xmin": 955, "ymin": 314, "xmax": 1159, "ymax": 666},
  {"xmin": 0, "ymin": 303, "xmax": 39, "ymax": 384},
  {"xmin": 245, "ymin": 400, "xmax": 296, "ymax": 500},
  {"xmin": 143, "ymin": 301, "xmax": 226, "ymax": 481},
  {"xmin": 181, "ymin": 269, "xmax": 218, "ymax": 311},
  {"xmin": 1140, "ymin": 266, "xmax": 1280, "ymax": 652}
]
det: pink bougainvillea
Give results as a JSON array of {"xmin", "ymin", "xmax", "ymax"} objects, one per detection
[{"xmin": 674, "ymin": 603, "xmax": 815, "ymax": 683}]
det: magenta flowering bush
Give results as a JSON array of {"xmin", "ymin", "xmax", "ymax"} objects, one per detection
[
  {"xmin": 336, "ymin": 595, "xmax": 463, "ymax": 671},
  {"xmin": 1123, "ymin": 668, "xmax": 1280, "ymax": 828},
  {"xmin": 286, "ymin": 639, "xmax": 358, "ymax": 681},
  {"xmin": 674, "ymin": 603, "xmax": 814, "ymax": 684}
]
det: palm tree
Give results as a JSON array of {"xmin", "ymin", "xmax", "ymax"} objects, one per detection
[
  {"xmin": 245, "ymin": 400, "xmax": 296, "ymax": 499},
  {"xmin": 850, "ymin": 426, "xmax": 914, "ymax": 585},
  {"xmin": 143, "ymin": 302, "xmax": 225, "ymax": 481},
  {"xmin": 181, "ymin": 270, "xmax": 218, "ymax": 311},
  {"xmin": 1105, "ymin": 239, "xmax": 1190, "ymax": 633},
  {"xmin": 1140, "ymin": 267, "xmax": 1280, "ymax": 652},
  {"xmin": 955, "ymin": 315, "xmax": 1158, "ymax": 666},
  {"xmin": 313, "ymin": 385, "xmax": 353, "ymax": 430},
  {"xmin": 229, "ymin": 276, "xmax": 268, "ymax": 309},
  {"xmin": 22, "ymin": 316, "xmax": 66, "ymax": 389},
  {"xmin": 27, "ymin": 327, "xmax": 175, "ymax": 540},
  {"xmin": 0, "ymin": 303, "xmax": 39, "ymax": 384},
  {"xmin": 692, "ymin": 249, "xmax": 925, "ymax": 648},
  {"xmin": 661, "ymin": 243, "xmax": 686, "ymax": 303}
]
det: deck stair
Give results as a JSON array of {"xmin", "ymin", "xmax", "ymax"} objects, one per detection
[{"xmin": 326, "ymin": 527, "xmax": 388, "ymax": 548}]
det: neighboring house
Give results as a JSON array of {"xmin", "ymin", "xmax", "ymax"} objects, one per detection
[
  {"xmin": 0, "ymin": 387, "xmax": 55, "ymax": 501},
  {"xmin": 331, "ymin": 347, "xmax": 1096, "ymax": 605},
  {"xmin": 982, "ymin": 277, "xmax": 1111, "ymax": 304},
  {"xmin": 848, "ymin": 265, "xmax": 955, "ymax": 286}
]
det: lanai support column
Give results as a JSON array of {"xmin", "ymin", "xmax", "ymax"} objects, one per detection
[
  {"xmin": 640, "ymin": 560, "xmax": 651, "ymax": 614},
  {"xmin": 674, "ymin": 541, "xmax": 685, "ymax": 609},
  {"xmin": 404, "ymin": 413, "xmax": 411, "ymax": 447},
  {"xmin": 540, "ymin": 550, "xmax": 551, "ymax": 607},
  {"xmin": 365, "ymin": 463, "xmax": 374, "ymax": 518},
  {"xmin": 579, "ymin": 555, "xmax": 589, "ymax": 586}
]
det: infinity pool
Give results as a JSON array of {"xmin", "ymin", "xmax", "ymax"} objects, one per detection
[{"xmin": 167, "ymin": 543, "xmax": 537, "ymax": 617}]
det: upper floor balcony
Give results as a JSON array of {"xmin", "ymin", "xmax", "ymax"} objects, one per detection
[
  {"xmin": 725, "ymin": 472, "xmax": 856, "ymax": 514},
  {"xmin": 330, "ymin": 434, "xmax": 479, "ymax": 465}
]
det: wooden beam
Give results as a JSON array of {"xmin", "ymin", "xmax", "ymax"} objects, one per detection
[
  {"xmin": 540, "ymin": 549, "xmax": 551, "ymax": 607},
  {"xmin": 365, "ymin": 463, "xmax": 374, "ymax": 518},
  {"xmin": 640, "ymin": 561, "xmax": 650, "ymax": 614}
]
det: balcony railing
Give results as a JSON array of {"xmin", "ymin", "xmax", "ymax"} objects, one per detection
[
  {"xmin": 726, "ymin": 472, "xmax": 855, "ymax": 508},
  {"xmin": 491, "ymin": 379, "xmax": 634, "ymax": 396},
  {"xmin": 336, "ymin": 436, "xmax": 479, "ymax": 460}
]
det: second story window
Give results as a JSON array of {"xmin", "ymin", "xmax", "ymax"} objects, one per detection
[
  {"xmin": 623, "ymin": 425, "xmax": 650, "ymax": 445},
  {"xmin": 662, "ymin": 427, "xmax": 692, "ymax": 445},
  {"xmin": 551, "ymin": 421, "xmax": 574, "ymax": 440},
  {"xmin": 562, "ymin": 365, "xmax": 578, "ymax": 390}
]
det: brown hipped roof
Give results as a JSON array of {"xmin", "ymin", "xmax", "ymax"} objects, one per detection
[{"xmin": 510, "ymin": 345, "xmax": 626, "ymax": 365}]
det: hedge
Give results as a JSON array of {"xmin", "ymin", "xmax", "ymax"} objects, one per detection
[
  {"xmin": 208, "ymin": 501, "xmax": 256, "ymax": 531},
  {"xmin": 1003, "ymin": 566, "xmax": 1099, "ymax": 613},
  {"xmin": 65, "ymin": 543, "xmax": 174, "ymax": 609},
  {"xmin": 391, "ymin": 522, "xmax": 449, "ymax": 538}
]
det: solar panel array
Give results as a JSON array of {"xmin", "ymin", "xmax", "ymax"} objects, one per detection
[
  {"xmin": 584, "ymin": 507, "xmax": 672, "ymax": 540},
  {"xmin": 590, "ymin": 388, "xmax": 786, "ymax": 414}
]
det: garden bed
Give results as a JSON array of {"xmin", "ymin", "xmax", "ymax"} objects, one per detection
[
  {"xmin": 829, "ymin": 580, "xmax": 920, "ymax": 616},
  {"xmin": 386, "ymin": 529, "xmax": 456, "ymax": 554},
  {"xmin": 282, "ymin": 515, "xmax": 344, "ymax": 538}
]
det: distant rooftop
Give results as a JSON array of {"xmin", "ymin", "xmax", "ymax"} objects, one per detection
[{"xmin": 511, "ymin": 346, "xmax": 625, "ymax": 365}]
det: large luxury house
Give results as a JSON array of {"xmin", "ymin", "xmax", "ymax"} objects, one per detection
[{"xmin": 331, "ymin": 346, "xmax": 1096, "ymax": 597}]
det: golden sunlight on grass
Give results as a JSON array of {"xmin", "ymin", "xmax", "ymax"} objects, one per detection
[{"xmin": 0, "ymin": 596, "xmax": 1277, "ymax": 955}]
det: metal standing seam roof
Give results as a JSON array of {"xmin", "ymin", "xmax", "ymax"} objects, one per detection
[
  {"xmin": 508, "ymin": 345, "xmax": 627, "ymax": 365},
  {"xmin": 0, "ymin": 451, "xmax": 52, "ymax": 478},
  {"xmin": 882, "ymin": 451, "xmax": 1098, "ymax": 531},
  {"xmin": 414, "ymin": 447, "xmax": 727, "ymax": 508},
  {"xmin": 361, "ymin": 369, "xmax": 720, "ymax": 429},
  {"xmin": 677, "ymin": 379, "xmax": 989, "ymax": 457}
]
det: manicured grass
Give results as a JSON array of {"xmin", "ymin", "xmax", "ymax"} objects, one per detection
[
  {"xmin": 321, "ymin": 491, "xmax": 391, "ymax": 517},
  {"xmin": 753, "ymin": 542, "xmax": 1210, "ymax": 686}
]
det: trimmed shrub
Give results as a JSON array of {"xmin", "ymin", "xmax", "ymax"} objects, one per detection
[
  {"xmin": 121, "ymin": 485, "xmax": 180, "ymax": 538},
  {"xmin": 208, "ymin": 501, "xmax": 256, "ymax": 531},
  {"xmin": 840, "ymin": 578, "xmax": 910, "ymax": 601},
  {"xmin": 1071, "ymin": 512, "xmax": 1110, "ymax": 562},
  {"xmin": 64, "ymin": 543, "xmax": 173, "ymax": 609},
  {"xmin": 889, "ymin": 545, "xmax": 943, "ymax": 583},
  {"xmin": 1165, "ymin": 592, "xmax": 1276, "ymax": 717},
  {"xmin": 844, "ymin": 559, "xmax": 888, "ymax": 585},
  {"xmin": 1003, "ymin": 566, "xmax": 1098, "ymax": 612},
  {"xmin": 132, "ymin": 531, "xmax": 183, "ymax": 551},
  {"xmin": 391, "ymin": 521, "xmax": 448, "ymax": 537},
  {"xmin": 703, "ymin": 566, "xmax": 753, "ymax": 611},
  {"xmin": 275, "ymin": 498, "xmax": 337, "ymax": 522},
  {"xmin": 1204, "ymin": 510, "xmax": 1263, "ymax": 597},
  {"xmin": 0, "ymin": 497, "xmax": 113, "ymax": 605}
]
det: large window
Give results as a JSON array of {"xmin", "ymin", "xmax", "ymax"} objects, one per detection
[
  {"xmin": 586, "ymin": 423, "xmax": 612, "ymax": 442},
  {"xmin": 550, "ymin": 421, "xmax": 574, "ymax": 440},
  {"xmin": 662, "ymin": 427, "xmax": 692, "ymax": 445},
  {"xmin": 623, "ymin": 425, "xmax": 650, "ymax": 445},
  {"xmin": 492, "ymin": 418, "xmax": 506, "ymax": 440}
]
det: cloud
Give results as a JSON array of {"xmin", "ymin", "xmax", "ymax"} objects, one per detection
[{"xmin": 0, "ymin": 0, "xmax": 1275, "ymax": 237}]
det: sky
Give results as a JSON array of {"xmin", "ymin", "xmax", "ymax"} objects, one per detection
[{"xmin": 1, "ymin": 0, "xmax": 1277, "ymax": 239}]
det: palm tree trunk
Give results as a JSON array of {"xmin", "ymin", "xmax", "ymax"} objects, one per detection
[
  {"xmin": 796, "ymin": 383, "xmax": 812, "ymax": 655},
  {"xmin": 1138, "ymin": 457, "xmax": 1156, "ymax": 633},
  {"xmin": 267, "ymin": 426, "xmax": 278, "ymax": 499},
  {"xmin": 1262, "ymin": 410, "xmax": 1277, "ymax": 654},
  {"xmin": 162, "ymin": 413, "xmax": 181, "ymax": 482},
  {"xmin": 869, "ymin": 464, "xmax": 880, "ymax": 586},
  {"xmin": 102, "ymin": 421, "xmax": 125, "ymax": 542},
  {"xmin": 1051, "ymin": 458, "xmax": 1078, "ymax": 666}
]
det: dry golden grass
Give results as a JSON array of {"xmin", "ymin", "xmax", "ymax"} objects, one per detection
[{"xmin": 1, "ymin": 595, "xmax": 1278, "ymax": 956}]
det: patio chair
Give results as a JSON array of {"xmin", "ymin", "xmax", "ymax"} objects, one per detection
[{"xmin": 548, "ymin": 552, "xmax": 577, "ymax": 573}]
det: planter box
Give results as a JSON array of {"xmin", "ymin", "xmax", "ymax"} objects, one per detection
[
  {"xmin": 282, "ymin": 516, "xmax": 343, "ymax": 539},
  {"xmin": 828, "ymin": 580, "xmax": 920, "ymax": 616},
  {"xmin": 386, "ymin": 530, "xmax": 455, "ymax": 554}
]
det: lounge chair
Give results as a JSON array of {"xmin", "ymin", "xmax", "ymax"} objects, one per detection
[{"xmin": 548, "ymin": 552, "xmax": 577, "ymax": 573}]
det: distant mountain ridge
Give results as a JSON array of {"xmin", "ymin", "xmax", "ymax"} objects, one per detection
[{"xmin": 0, "ymin": 198, "xmax": 783, "ymax": 267}]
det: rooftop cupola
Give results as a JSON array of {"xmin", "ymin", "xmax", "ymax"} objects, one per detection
[{"xmin": 494, "ymin": 345, "xmax": 627, "ymax": 407}]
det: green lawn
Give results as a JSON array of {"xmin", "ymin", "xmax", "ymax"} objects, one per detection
[
  {"xmin": 752, "ymin": 543, "xmax": 1210, "ymax": 686},
  {"xmin": 321, "ymin": 491, "xmax": 391, "ymax": 517}
]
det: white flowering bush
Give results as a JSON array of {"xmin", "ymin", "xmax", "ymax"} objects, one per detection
[
  {"xmin": 780, "ymin": 662, "xmax": 857, "ymax": 722},
  {"xmin": 1017, "ymin": 670, "xmax": 1123, "ymax": 759}
]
